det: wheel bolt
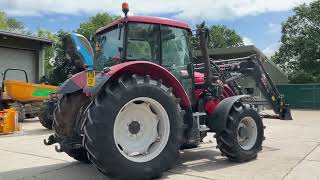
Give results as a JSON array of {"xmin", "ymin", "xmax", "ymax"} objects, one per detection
[{"xmin": 156, "ymin": 136, "xmax": 161, "ymax": 142}]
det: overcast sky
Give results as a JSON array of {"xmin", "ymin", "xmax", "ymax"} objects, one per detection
[{"xmin": 0, "ymin": 0, "xmax": 315, "ymax": 57}]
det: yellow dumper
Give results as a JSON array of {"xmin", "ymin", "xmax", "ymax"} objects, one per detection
[
  {"xmin": 4, "ymin": 80, "xmax": 58, "ymax": 102},
  {"xmin": 0, "ymin": 69, "xmax": 58, "ymax": 122}
]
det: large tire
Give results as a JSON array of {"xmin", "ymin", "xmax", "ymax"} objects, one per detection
[
  {"xmin": 215, "ymin": 103, "xmax": 264, "ymax": 162},
  {"xmin": 83, "ymin": 75, "xmax": 185, "ymax": 179},
  {"xmin": 39, "ymin": 100, "xmax": 56, "ymax": 130},
  {"xmin": 53, "ymin": 92, "xmax": 90, "ymax": 163}
]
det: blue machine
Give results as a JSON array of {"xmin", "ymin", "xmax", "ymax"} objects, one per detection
[{"xmin": 63, "ymin": 33, "xmax": 94, "ymax": 71}]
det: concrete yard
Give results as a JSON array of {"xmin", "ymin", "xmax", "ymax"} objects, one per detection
[{"xmin": 0, "ymin": 110, "xmax": 320, "ymax": 180}]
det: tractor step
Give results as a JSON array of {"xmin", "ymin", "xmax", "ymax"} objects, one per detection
[
  {"xmin": 193, "ymin": 112, "xmax": 210, "ymax": 132},
  {"xmin": 199, "ymin": 125, "xmax": 210, "ymax": 131}
]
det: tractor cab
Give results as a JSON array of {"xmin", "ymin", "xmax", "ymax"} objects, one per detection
[
  {"xmin": 95, "ymin": 16, "xmax": 192, "ymax": 69},
  {"xmin": 94, "ymin": 16, "xmax": 194, "ymax": 97}
]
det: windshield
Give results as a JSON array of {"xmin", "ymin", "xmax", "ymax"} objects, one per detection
[
  {"xmin": 95, "ymin": 27, "xmax": 123, "ymax": 70},
  {"xmin": 126, "ymin": 23, "xmax": 160, "ymax": 63}
]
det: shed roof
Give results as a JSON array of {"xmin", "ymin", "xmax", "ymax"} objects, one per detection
[{"xmin": 0, "ymin": 30, "xmax": 53, "ymax": 44}]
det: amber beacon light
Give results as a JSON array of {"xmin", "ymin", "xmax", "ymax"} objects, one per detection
[{"xmin": 122, "ymin": 2, "xmax": 129, "ymax": 16}]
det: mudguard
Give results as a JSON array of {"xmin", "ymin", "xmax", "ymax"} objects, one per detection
[
  {"xmin": 57, "ymin": 71, "xmax": 110, "ymax": 95},
  {"xmin": 209, "ymin": 95, "xmax": 249, "ymax": 135},
  {"xmin": 57, "ymin": 61, "xmax": 191, "ymax": 108}
]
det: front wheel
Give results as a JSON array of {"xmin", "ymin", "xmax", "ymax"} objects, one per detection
[
  {"xmin": 215, "ymin": 103, "xmax": 264, "ymax": 162},
  {"xmin": 83, "ymin": 75, "xmax": 185, "ymax": 179}
]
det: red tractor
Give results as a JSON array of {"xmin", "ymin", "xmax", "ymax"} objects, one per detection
[{"xmin": 44, "ymin": 3, "xmax": 291, "ymax": 179}]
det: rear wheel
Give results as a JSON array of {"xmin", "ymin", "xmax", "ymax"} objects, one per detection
[
  {"xmin": 53, "ymin": 92, "xmax": 90, "ymax": 163},
  {"xmin": 26, "ymin": 113, "xmax": 38, "ymax": 119},
  {"xmin": 83, "ymin": 75, "xmax": 185, "ymax": 179},
  {"xmin": 11, "ymin": 102, "xmax": 25, "ymax": 122},
  {"xmin": 215, "ymin": 103, "xmax": 264, "ymax": 162}
]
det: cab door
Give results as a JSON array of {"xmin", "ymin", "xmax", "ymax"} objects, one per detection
[{"xmin": 160, "ymin": 25, "xmax": 193, "ymax": 99}]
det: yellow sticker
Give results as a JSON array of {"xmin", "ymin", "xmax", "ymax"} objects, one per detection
[
  {"xmin": 87, "ymin": 71, "xmax": 95, "ymax": 87},
  {"xmin": 271, "ymin": 96, "xmax": 276, "ymax": 101}
]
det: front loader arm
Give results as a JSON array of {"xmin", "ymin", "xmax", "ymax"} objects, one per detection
[{"xmin": 214, "ymin": 55, "xmax": 293, "ymax": 120}]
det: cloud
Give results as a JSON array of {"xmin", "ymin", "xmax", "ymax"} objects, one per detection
[
  {"xmin": 48, "ymin": 16, "xmax": 69, "ymax": 23},
  {"xmin": 0, "ymin": 0, "xmax": 315, "ymax": 21},
  {"xmin": 243, "ymin": 37, "xmax": 254, "ymax": 45},
  {"xmin": 267, "ymin": 23, "xmax": 282, "ymax": 34},
  {"xmin": 263, "ymin": 43, "xmax": 280, "ymax": 58}
]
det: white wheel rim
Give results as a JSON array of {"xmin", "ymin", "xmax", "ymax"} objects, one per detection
[
  {"xmin": 113, "ymin": 97, "xmax": 170, "ymax": 163},
  {"xmin": 237, "ymin": 117, "xmax": 258, "ymax": 150}
]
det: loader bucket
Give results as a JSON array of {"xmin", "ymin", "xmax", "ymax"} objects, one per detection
[{"xmin": 280, "ymin": 105, "xmax": 293, "ymax": 120}]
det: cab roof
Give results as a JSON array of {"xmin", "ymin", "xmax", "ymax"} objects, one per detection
[{"xmin": 96, "ymin": 16, "xmax": 191, "ymax": 34}]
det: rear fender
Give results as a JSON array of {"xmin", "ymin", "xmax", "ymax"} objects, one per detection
[
  {"xmin": 57, "ymin": 61, "xmax": 191, "ymax": 108},
  {"xmin": 101, "ymin": 61, "xmax": 191, "ymax": 108},
  {"xmin": 209, "ymin": 95, "xmax": 249, "ymax": 135},
  {"xmin": 57, "ymin": 71, "xmax": 86, "ymax": 94}
]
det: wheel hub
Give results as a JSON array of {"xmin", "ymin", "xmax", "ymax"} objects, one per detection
[
  {"xmin": 128, "ymin": 121, "xmax": 141, "ymax": 135},
  {"xmin": 237, "ymin": 117, "xmax": 258, "ymax": 150},
  {"xmin": 114, "ymin": 97, "xmax": 170, "ymax": 162}
]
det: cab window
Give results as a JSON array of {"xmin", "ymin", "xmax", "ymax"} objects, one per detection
[
  {"xmin": 95, "ymin": 27, "xmax": 123, "ymax": 70},
  {"xmin": 126, "ymin": 23, "xmax": 160, "ymax": 64},
  {"xmin": 161, "ymin": 26, "xmax": 191, "ymax": 67}
]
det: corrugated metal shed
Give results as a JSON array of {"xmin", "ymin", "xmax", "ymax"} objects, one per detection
[{"xmin": 0, "ymin": 30, "xmax": 53, "ymax": 83}]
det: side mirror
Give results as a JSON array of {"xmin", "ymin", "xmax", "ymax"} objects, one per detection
[{"xmin": 63, "ymin": 33, "xmax": 94, "ymax": 70}]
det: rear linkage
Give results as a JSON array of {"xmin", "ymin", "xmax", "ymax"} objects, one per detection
[{"xmin": 44, "ymin": 134, "xmax": 83, "ymax": 153}]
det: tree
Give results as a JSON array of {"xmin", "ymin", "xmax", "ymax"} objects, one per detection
[
  {"xmin": 191, "ymin": 25, "xmax": 244, "ymax": 50},
  {"xmin": 6, "ymin": 17, "xmax": 24, "ymax": 29},
  {"xmin": 36, "ymin": 28, "xmax": 58, "ymax": 79},
  {"xmin": 46, "ymin": 30, "xmax": 76, "ymax": 85},
  {"xmin": 272, "ymin": 0, "xmax": 320, "ymax": 84},
  {"xmin": 76, "ymin": 13, "xmax": 118, "ymax": 41},
  {"xmin": 0, "ymin": 11, "xmax": 24, "ymax": 30},
  {"xmin": 43, "ymin": 13, "xmax": 119, "ymax": 85},
  {"xmin": 0, "ymin": 12, "xmax": 7, "ymax": 29}
]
